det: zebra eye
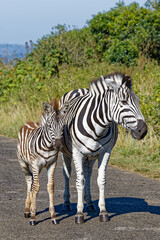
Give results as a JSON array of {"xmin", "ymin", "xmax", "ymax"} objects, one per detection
[{"xmin": 121, "ymin": 100, "xmax": 128, "ymax": 105}]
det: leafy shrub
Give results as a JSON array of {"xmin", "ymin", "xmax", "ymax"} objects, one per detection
[
  {"xmin": 104, "ymin": 39, "xmax": 138, "ymax": 65},
  {"xmin": 33, "ymin": 25, "xmax": 97, "ymax": 70},
  {"xmin": 88, "ymin": 2, "xmax": 160, "ymax": 64},
  {"xmin": 141, "ymin": 80, "xmax": 160, "ymax": 134},
  {"xmin": 0, "ymin": 59, "xmax": 52, "ymax": 103}
]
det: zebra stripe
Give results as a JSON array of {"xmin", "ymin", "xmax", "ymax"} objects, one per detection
[
  {"xmin": 59, "ymin": 88, "xmax": 89, "ymax": 108},
  {"xmin": 17, "ymin": 99, "xmax": 69, "ymax": 225},
  {"xmin": 60, "ymin": 72, "xmax": 147, "ymax": 223}
]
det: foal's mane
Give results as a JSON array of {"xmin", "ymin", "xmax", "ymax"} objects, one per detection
[{"xmin": 50, "ymin": 97, "xmax": 59, "ymax": 112}]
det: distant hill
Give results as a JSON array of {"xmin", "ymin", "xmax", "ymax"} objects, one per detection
[{"xmin": 0, "ymin": 44, "xmax": 26, "ymax": 63}]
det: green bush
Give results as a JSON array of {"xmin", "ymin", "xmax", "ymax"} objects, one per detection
[
  {"xmin": 33, "ymin": 25, "xmax": 97, "ymax": 69},
  {"xmin": 141, "ymin": 80, "xmax": 160, "ymax": 134},
  {"xmin": 104, "ymin": 39, "xmax": 138, "ymax": 65},
  {"xmin": 0, "ymin": 59, "xmax": 52, "ymax": 104},
  {"xmin": 88, "ymin": 2, "xmax": 160, "ymax": 64}
]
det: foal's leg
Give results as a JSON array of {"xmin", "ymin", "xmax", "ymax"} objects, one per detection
[
  {"xmin": 83, "ymin": 159, "xmax": 96, "ymax": 212},
  {"xmin": 19, "ymin": 160, "xmax": 32, "ymax": 218},
  {"xmin": 47, "ymin": 160, "xmax": 59, "ymax": 224},
  {"xmin": 97, "ymin": 151, "xmax": 111, "ymax": 222},
  {"xmin": 62, "ymin": 154, "xmax": 72, "ymax": 211},
  {"xmin": 30, "ymin": 164, "xmax": 40, "ymax": 225}
]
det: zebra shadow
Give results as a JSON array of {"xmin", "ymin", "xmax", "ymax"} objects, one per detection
[
  {"xmin": 36, "ymin": 203, "xmax": 77, "ymax": 224},
  {"xmin": 36, "ymin": 197, "xmax": 160, "ymax": 224},
  {"xmin": 86, "ymin": 197, "xmax": 160, "ymax": 222}
]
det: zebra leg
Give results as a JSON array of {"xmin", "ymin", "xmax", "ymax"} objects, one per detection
[
  {"xmin": 83, "ymin": 159, "xmax": 96, "ymax": 212},
  {"xmin": 62, "ymin": 154, "xmax": 72, "ymax": 211},
  {"xmin": 97, "ymin": 151, "xmax": 111, "ymax": 222},
  {"xmin": 73, "ymin": 150, "xmax": 85, "ymax": 224},
  {"xmin": 47, "ymin": 161, "xmax": 59, "ymax": 224},
  {"xmin": 19, "ymin": 160, "xmax": 32, "ymax": 218},
  {"xmin": 30, "ymin": 164, "xmax": 40, "ymax": 226}
]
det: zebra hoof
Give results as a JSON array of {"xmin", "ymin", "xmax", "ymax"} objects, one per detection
[
  {"xmin": 86, "ymin": 204, "xmax": 96, "ymax": 212},
  {"xmin": 52, "ymin": 218, "xmax": 59, "ymax": 224},
  {"xmin": 99, "ymin": 212, "xmax": 109, "ymax": 222},
  {"xmin": 63, "ymin": 204, "xmax": 71, "ymax": 212},
  {"xmin": 75, "ymin": 214, "xmax": 84, "ymax": 224},
  {"xmin": 30, "ymin": 219, "xmax": 36, "ymax": 226},
  {"xmin": 24, "ymin": 212, "xmax": 30, "ymax": 218}
]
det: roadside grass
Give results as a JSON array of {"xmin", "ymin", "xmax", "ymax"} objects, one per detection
[
  {"xmin": 0, "ymin": 103, "xmax": 42, "ymax": 138},
  {"xmin": 0, "ymin": 58, "xmax": 159, "ymax": 179},
  {"xmin": 111, "ymin": 126, "xmax": 160, "ymax": 180}
]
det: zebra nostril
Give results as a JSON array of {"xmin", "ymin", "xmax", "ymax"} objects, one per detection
[
  {"xmin": 136, "ymin": 119, "xmax": 147, "ymax": 139},
  {"xmin": 131, "ymin": 120, "xmax": 147, "ymax": 140}
]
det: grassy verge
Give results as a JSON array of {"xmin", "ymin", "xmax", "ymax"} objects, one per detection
[
  {"xmin": 111, "ymin": 127, "xmax": 160, "ymax": 180},
  {"xmin": 0, "ymin": 58, "xmax": 159, "ymax": 179},
  {"xmin": 0, "ymin": 103, "xmax": 42, "ymax": 137}
]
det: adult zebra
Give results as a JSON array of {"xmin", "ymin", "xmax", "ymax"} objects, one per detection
[
  {"xmin": 60, "ymin": 72, "xmax": 147, "ymax": 224},
  {"xmin": 17, "ymin": 98, "xmax": 69, "ymax": 225}
]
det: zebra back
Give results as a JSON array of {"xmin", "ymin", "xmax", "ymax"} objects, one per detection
[{"xmin": 59, "ymin": 88, "xmax": 89, "ymax": 108}]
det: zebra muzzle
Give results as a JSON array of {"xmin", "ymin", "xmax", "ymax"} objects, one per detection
[
  {"xmin": 54, "ymin": 139, "xmax": 63, "ymax": 150},
  {"xmin": 131, "ymin": 119, "xmax": 147, "ymax": 140}
]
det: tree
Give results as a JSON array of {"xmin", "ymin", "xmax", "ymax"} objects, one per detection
[{"xmin": 145, "ymin": 0, "xmax": 160, "ymax": 10}]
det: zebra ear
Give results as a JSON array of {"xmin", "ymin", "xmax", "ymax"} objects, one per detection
[
  {"xmin": 43, "ymin": 102, "xmax": 53, "ymax": 114},
  {"xmin": 105, "ymin": 78, "xmax": 119, "ymax": 93},
  {"xmin": 60, "ymin": 102, "xmax": 70, "ymax": 115}
]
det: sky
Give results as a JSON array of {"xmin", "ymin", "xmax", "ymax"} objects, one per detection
[{"xmin": 0, "ymin": 0, "xmax": 147, "ymax": 45}]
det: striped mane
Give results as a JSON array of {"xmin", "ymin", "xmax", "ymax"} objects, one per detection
[
  {"xmin": 89, "ymin": 72, "xmax": 132, "ymax": 93},
  {"xmin": 104, "ymin": 72, "xmax": 132, "ymax": 89}
]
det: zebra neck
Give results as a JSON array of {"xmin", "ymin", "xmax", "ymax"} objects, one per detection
[
  {"xmin": 92, "ymin": 96, "xmax": 113, "ymax": 132},
  {"xmin": 88, "ymin": 91, "xmax": 113, "ymax": 127},
  {"xmin": 73, "ymin": 95, "xmax": 113, "ymax": 141},
  {"xmin": 89, "ymin": 77, "xmax": 114, "ymax": 124}
]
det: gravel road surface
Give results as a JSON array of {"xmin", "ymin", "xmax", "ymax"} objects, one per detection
[{"xmin": 0, "ymin": 136, "xmax": 160, "ymax": 240}]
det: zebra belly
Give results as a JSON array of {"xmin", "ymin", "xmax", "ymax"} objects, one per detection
[
  {"xmin": 72, "ymin": 137, "xmax": 113, "ymax": 159},
  {"xmin": 19, "ymin": 148, "xmax": 58, "ymax": 168},
  {"xmin": 71, "ymin": 123, "xmax": 117, "ymax": 159}
]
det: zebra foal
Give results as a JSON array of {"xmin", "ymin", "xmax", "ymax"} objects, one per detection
[
  {"xmin": 17, "ymin": 98, "xmax": 69, "ymax": 225},
  {"xmin": 60, "ymin": 72, "xmax": 147, "ymax": 224}
]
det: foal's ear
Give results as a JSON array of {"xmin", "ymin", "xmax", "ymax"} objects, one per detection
[
  {"xmin": 43, "ymin": 102, "xmax": 53, "ymax": 114},
  {"xmin": 60, "ymin": 102, "xmax": 70, "ymax": 115}
]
